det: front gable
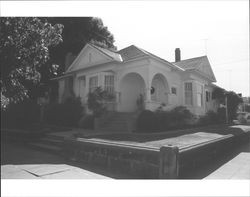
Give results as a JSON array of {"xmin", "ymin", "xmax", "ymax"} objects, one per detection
[
  {"xmin": 66, "ymin": 44, "xmax": 115, "ymax": 73},
  {"xmin": 173, "ymin": 56, "xmax": 216, "ymax": 82},
  {"xmin": 195, "ymin": 57, "xmax": 216, "ymax": 82}
]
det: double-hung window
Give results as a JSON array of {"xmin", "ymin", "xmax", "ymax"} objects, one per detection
[
  {"xmin": 185, "ymin": 82, "xmax": 193, "ymax": 105},
  {"xmin": 206, "ymin": 90, "xmax": 211, "ymax": 102},
  {"xmin": 197, "ymin": 84, "xmax": 203, "ymax": 107},
  {"xmin": 104, "ymin": 75, "xmax": 114, "ymax": 96},
  {"xmin": 89, "ymin": 76, "xmax": 98, "ymax": 93}
]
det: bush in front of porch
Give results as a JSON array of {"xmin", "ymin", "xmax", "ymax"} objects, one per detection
[{"xmin": 136, "ymin": 106, "xmax": 194, "ymax": 133}]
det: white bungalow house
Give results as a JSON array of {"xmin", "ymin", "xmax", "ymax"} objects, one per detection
[{"xmin": 55, "ymin": 43, "xmax": 219, "ymax": 118}]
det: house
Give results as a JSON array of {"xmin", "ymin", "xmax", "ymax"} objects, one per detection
[{"xmin": 55, "ymin": 43, "xmax": 219, "ymax": 117}]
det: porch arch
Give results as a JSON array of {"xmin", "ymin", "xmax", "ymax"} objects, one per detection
[
  {"xmin": 119, "ymin": 72, "xmax": 146, "ymax": 112},
  {"xmin": 150, "ymin": 73, "xmax": 169, "ymax": 104}
]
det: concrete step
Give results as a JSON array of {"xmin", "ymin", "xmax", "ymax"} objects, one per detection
[
  {"xmin": 97, "ymin": 112, "xmax": 136, "ymax": 132},
  {"xmin": 98, "ymin": 127, "xmax": 130, "ymax": 132},
  {"xmin": 29, "ymin": 142, "xmax": 62, "ymax": 153},
  {"xmin": 39, "ymin": 137, "xmax": 64, "ymax": 147},
  {"xmin": 102, "ymin": 121, "xmax": 128, "ymax": 126},
  {"xmin": 45, "ymin": 133, "xmax": 65, "ymax": 141}
]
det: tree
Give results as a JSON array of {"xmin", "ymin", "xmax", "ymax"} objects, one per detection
[
  {"xmin": 35, "ymin": 17, "xmax": 116, "ymax": 101},
  {"xmin": 0, "ymin": 17, "xmax": 63, "ymax": 109},
  {"xmin": 47, "ymin": 17, "xmax": 116, "ymax": 73},
  {"xmin": 212, "ymin": 87, "xmax": 243, "ymax": 122}
]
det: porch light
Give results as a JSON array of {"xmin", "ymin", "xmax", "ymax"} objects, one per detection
[{"xmin": 150, "ymin": 87, "xmax": 155, "ymax": 94}]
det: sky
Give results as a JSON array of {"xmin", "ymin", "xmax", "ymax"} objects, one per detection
[
  {"xmin": 1, "ymin": 0, "xmax": 249, "ymax": 96},
  {"xmin": 99, "ymin": 1, "xmax": 249, "ymax": 97}
]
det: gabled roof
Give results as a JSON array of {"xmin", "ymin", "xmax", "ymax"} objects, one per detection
[
  {"xmin": 118, "ymin": 45, "xmax": 148, "ymax": 61},
  {"xmin": 66, "ymin": 43, "xmax": 122, "ymax": 73},
  {"xmin": 172, "ymin": 56, "xmax": 217, "ymax": 82},
  {"xmin": 64, "ymin": 43, "xmax": 216, "ymax": 82},
  {"xmin": 89, "ymin": 44, "xmax": 123, "ymax": 62},
  {"xmin": 118, "ymin": 45, "xmax": 184, "ymax": 71}
]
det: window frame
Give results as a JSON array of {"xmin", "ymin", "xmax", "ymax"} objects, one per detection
[
  {"xmin": 104, "ymin": 74, "xmax": 115, "ymax": 96},
  {"xmin": 89, "ymin": 75, "xmax": 98, "ymax": 93},
  {"xmin": 196, "ymin": 83, "xmax": 204, "ymax": 107},
  {"xmin": 206, "ymin": 90, "xmax": 211, "ymax": 102},
  {"xmin": 171, "ymin": 86, "xmax": 177, "ymax": 95},
  {"xmin": 184, "ymin": 82, "xmax": 193, "ymax": 106}
]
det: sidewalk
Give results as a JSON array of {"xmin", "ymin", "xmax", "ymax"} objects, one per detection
[
  {"xmin": 204, "ymin": 141, "xmax": 250, "ymax": 179},
  {"xmin": 205, "ymin": 152, "xmax": 250, "ymax": 179},
  {"xmin": 1, "ymin": 142, "xmax": 110, "ymax": 179},
  {"xmin": 1, "ymin": 164, "xmax": 110, "ymax": 179}
]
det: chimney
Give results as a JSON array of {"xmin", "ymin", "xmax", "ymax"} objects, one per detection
[{"xmin": 175, "ymin": 48, "xmax": 181, "ymax": 62}]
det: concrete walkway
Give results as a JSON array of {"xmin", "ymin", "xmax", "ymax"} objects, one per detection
[
  {"xmin": 1, "ymin": 164, "xmax": 109, "ymax": 179},
  {"xmin": 1, "ymin": 142, "xmax": 110, "ymax": 179},
  {"xmin": 205, "ymin": 152, "xmax": 250, "ymax": 179}
]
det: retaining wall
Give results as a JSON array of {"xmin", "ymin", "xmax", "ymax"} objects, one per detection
[{"xmin": 63, "ymin": 129, "xmax": 250, "ymax": 179}]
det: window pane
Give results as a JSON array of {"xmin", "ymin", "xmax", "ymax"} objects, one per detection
[
  {"xmin": 197, "ymin": 84, "xmax": 203, "ymax": 106},
  {"xmin": 171, "ymin": 87, "xmax": 177, "ymax": 95},
  {"xmin": 104, "ymin": 75, "xmax": 114, "ymax": 95},
  {"xmin": 89, "ymin": 76, "xmax": 98, "ymax": 92},
  {"xmin": 185, "ymin": 82, "xmax": 192, "ymax": 105}
]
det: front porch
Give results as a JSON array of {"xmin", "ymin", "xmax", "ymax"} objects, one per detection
[{"xmin": 116, "ymin": 72, "xmax": 171, "ymax": 112}]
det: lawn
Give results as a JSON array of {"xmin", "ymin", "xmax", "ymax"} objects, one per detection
[{"xmin": 78, "ymin": 124, "xmax": 250, "ymax": 149}]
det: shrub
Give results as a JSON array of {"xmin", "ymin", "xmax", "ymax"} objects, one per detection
[
  {"xmin": 135, "ymin": 106, "xmax": 194, "ymax": 133},
  {"xmin": 78, "ymin": 114, "xmax": 94, "ymax": 129},
  {"xmin": 45, "ymin": 97, "xmax": 83, "ymax": 127},
  {"xmin": 212, "ymin": 87, "xmax": 243, "ymax": 122},
  {"xmin": 87, "ymin": 87, "xmax": 114, "ymax": 117},
  {"xmin": 1, "ymin": 99, "xmax": 40, "ymax": 129},
  {"xmin": 136, "ymin": 110, "xmax": 156, "ymax": 132},
  {"xmin": 217, "ymin": 107, "xmax": 226, "ymax": 123},
  {"xmin": 198, "ymin": 110, "xmax": 219, "ymax": 126},
  {"xmin": 169, "ymin": 106, "xmax": 194, "ymax": 128}
]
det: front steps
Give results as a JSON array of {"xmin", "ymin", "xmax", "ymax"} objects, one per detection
[
  {"xmin": 28, "ymin": 133, "xmax": 65, "ymax": 154},
  {"xmin": 95, "ymin": 112, "xmax": 137, "ymax": 133}
]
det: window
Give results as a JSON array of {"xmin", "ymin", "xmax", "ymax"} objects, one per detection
[
  {"xmin": 89, "ymin": 76, "xmax": 98, "ymax": 92},
  {"xmin": 185, "ymin": 82, "xmax": 193, "ymax": 105},
  {"xmin": 206, "ymin": 91, "xmax": 211, "ymax": 102},
  {"xmin": 171, "ymin": 87, "xmax": 177, "ymax": 95},
  {"xmin": 78, "ymin": 76, "xmax": 85, "ymax": 97},
  {"xmin": 104, "ymin": 75, "xmax": 114, "ymax": 95},
  {"xmin": 197, "ymin": 84, "xmax": 203, "ymax": 107}
]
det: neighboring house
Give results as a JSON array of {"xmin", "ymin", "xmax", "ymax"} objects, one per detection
[{"xmin": 54, "ymin": 43, "xmax": 219, "ymax": 116}]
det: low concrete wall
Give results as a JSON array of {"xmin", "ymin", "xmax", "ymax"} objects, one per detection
[
  {"xmin": 63, "ymin": 138, "xmax": 160, "ymax": 178},
  {"xmin": 63, "ymin": 129, "xmax": 250, "ymax": 179}
]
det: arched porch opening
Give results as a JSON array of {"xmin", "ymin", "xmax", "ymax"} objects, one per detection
[
  {"xmin": 119, "ymin": 72, "xmax": 146, "ymax": 112},
  {"xmin": 150, "ymin": 73, "xmax": 169, "ymax": 104}
]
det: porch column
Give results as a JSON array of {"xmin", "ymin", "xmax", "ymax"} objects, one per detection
[{"xmin": 145, "ymin": 86, "xmax": 151, "ymax": 102}]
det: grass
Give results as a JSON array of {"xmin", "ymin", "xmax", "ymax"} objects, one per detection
[{"xmin": 77, "ymin": 124, "xmax": 250, "ymax": 148}]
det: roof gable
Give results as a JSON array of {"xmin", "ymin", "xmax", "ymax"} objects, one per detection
[
  {"xmin": 66, "ymin": 44, "xmax": 122, "ymax": 73},
  {"xmin": 118, "ymin": 45, "xmax": 184, "ymax": 71},
  {"xmin": 118, "ymin": 45, "xmax": 147, "ymax": 61},
  {"xmin": 173, "ymin": 56, "xmax": 216, "ymax": 82}
]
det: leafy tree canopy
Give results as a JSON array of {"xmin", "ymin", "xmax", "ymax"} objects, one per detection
[
  {"xmin": 0, "ymin": 17, "xmax": 63, "ymax": 109},
  {"xmin": 212, "ymin": 87, "xmax": 243, "ymax": 122},
  {"xmin": 1, "ymin": 17, "xmax": 116, "ymax": 109},
  {"xmin": 47, "ymin": 17, "xmax": 116, "ymax": 74}
]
